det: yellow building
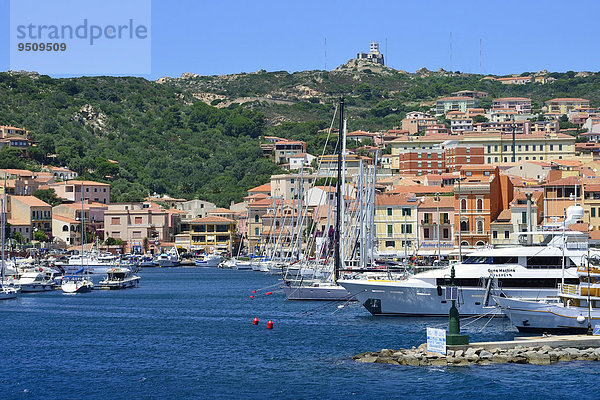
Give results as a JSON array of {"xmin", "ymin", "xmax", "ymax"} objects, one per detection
[
  {"xmin": 181, "ymin": 216, "xmax": 236, "ymax": 253},
  {"xmin": 374, "ymin": 194, "xmax": 419, "ymax": 257},
  {"xmin": 545, "ymin": 98, "xmax": 590, "ymax": 115},
  {"xmin": 390, "ymin": 132, "xmax": 576, "ymax": 169},
  {"xmin": 583, "ymin": 184, "xmax": 600, "ymax": 231}
]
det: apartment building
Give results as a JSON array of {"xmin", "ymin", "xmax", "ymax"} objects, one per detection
[
  {"xmin": 374, "ymin": 194, "xmax": 420, "ymax": 257},
  {"xmin": 545, "ymin": 98, "xmax": 590, "ymax": 115},
  {"xmin": 274, "ymin": 140, "xmax": 307, "ymax": 164},
  {"xmin": 9, "ymin": 195, "xmax": 52, "ymax": 238},
  {"xmin": 180, "ymin": 216, "xmax": 237, "ymax": 253},
  {"xmin": 104, "ymin": 203, "xmax": 172, "ymax": 253},
  {"xmin": 435, "ymin": 97, "xmax": 478, "ymax": 116},
  {"xmin": 417, "ymin": 196, "xmax": 454, "ymax": 256},
  {"xmin": 48, "ymin": 180, "xmax": 110, "ymax": 204}
]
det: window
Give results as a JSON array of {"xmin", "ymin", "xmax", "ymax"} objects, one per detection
[
  {"xmin": 466, "ymin": 171, "xmax": 472, "ymax": 176},
  {"xmin": 254, "ymin": 215, "xmax": 259, "ymax": 223},
  {"xmin": 460, "ymin": 220, "xmax": 469, "ymax": 231},
  {"xmin": 401, "ymin": 224, "xmax": 412, "ymax": 234},
  {"xmin": 460, "ymin": 199, "xmax": 467, "ymax": 210},
  {"xmin": 550, "ymin": 145, "xmax": 554, "ymax": 151},
  {"xmin": 135, "ymin": 217, "xmax": 143, "ymax": 224},
  {"xmin": 255, "ymin": 227, "xmax": 259, "ymax": 236},
  {"xmin": 504, "ymin": 230, "xmax": 510, "ymax": 239},
  {"xmin": 492, "ymin": 230, "xmax": 498, "ymax": 239},
  {"xmin": 442, "ymin": 228, "xmax": 449, "ymax": 239},
  {"xmin": 488, "ymin": 157, "xmax": 491, "ymax": 163},
  {"xmin": 477, "ymin": 198, "xmax": 483, "ymax": 211},
  {"xmin": 477, "ymin": 220, "xmax": 484, "ymax": 234},
  {"xmin": 484, "ymin": 171, "xmax": 490, "ymax": 176},
  {"xmin": 532, "ymin": 145, "xmax": 536, "ymax": 151},
  {"xmin": 132, "ymin": 231, "xmax": 142, "ymax": 239},
  {"xmin": 522, "ymin": 212, "xmax": 527, "ymax": 223},
  {"xmin": 592, "ymin": 208, "xmax": 596, "ymax": 218},
  {"xmin": 94, "ymin": 188, "xmax": 97, "ymax": 192},
  {"xmin": 525, "ymin": 145, "xmax": 529, "ymax": 151},
  {"xmin": 424, "ymin": 227, "xmax": 430, "ymax": 239},
  {"xmin": 387, "ymin": 224, "xmax": 393, "ymax": 236},
  {"xmin": 387, "ymin": 207, "xmax": 393, "ymax": 216},
  {"xmin": 62, "ymin": 225, "xmax": 69, "ymax": 232},
  {"xmin": 402, "ymin": 208, "xmax": 411, "ymax": 216},
  {"xmin": 111, "ymin": 217, "xmax": 120, "ymax": 225},
  {"xmin": 385, "ymin": 240, "xmax": 395, "ymax": 248}
]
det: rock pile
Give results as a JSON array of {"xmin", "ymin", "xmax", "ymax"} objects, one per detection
[{"xmin": 353, "ymin": 344, "xmax": 600, "ymax": 366}]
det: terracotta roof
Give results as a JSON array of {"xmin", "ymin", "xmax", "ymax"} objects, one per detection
[
  {"xmin": 491, "ymin": 209, "xmax": 512, "ymax": 223},
  {"xmin": 375, "ymin": 193, "xmax": 418, "ymax": 207},
  {"xmin": 386, "ymin": 185, "xmax": 453, "ymax": 195},
  {"xmin": 53, "ymin": 215, "xmax": 79, "ymax": 224},
  {"xmin": 546, "ymin": 98, "xmax": 589, "ymax": 102},
  {"xmin": 52, "ymin": 180, "xmax": 110, "ymax": 186},
  {"xmin": 248, "ymin": 183, "xmax": 271, "ymax": 193},
  {"xmin": 493, "ymin": 97, "xmax": 531, "ymax": 101},
  {"xmin": 437, "ymin": 96, "xmax": 473, "ymax": 101},
  {"xmin": 188, "ymin": 216, "xmax": 235, "ymax": 224},
  {"xmin": 209, "ymin": 207, "xmax": 235, "ymax": 214},
  {"xmin": 418, "ymin": 196, "xmax": 454, "ymax": 208},
  {"xmin": 542, "ymin": 176, "xmax": 581, "ymax": 186},
  {"xmin": 10, "ymin": 195, "xmax": 50, "ymax": 207},
  {"xmin": 550, "ymin": 159, "xmax": 582, "ymax": 167},
  {"xmin": 6, "ymin": 219, "xmax": 28, "ymax": 226},
  {"xmin": 1, "ymin": 168, "xmax": 34, "ymax": 177}
]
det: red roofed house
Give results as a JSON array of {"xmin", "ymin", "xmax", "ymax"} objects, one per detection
[{"xmin": 9, "ymin": 195, "xmax": 52, "ymax": 239}]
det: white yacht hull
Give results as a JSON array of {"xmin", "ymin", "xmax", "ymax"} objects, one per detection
[
  {"xmin": 20, "ymin": 283, "xmax": 55, "ymax": 292},
  {"xmin": 494, "ymin": 296, "xmax": 600, "ymax": 333},
  {"xmin": 0, "ymin": 286, "xmax": 19, "ymax": 300},
  {"xmin": 97, "ymin": 276, "xmax": 140, "ymax": 290},
  {"xmin": 234, "ymin": 262, "xmax": 253, "ymax": 270},
  {"xmin": 195, "ymin": 256, "xmax": 222, "ymax": 267},
  {"xmin": 157, "ymin": 260, "xmax": 179, "ymax": 267},
  {"xmin": 338, "ymin": 279, "xmax": 559, "ymax": 317},
  {"xmin": 284, "ymin": 283, "xmax": 354, "ymax": 301}
]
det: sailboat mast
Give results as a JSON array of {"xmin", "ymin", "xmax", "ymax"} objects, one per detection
[
  {"xmin": 1, "ymin": 178, "xmax": 5, "ymax": 282},
  {"xmin": 334, "ymin": 97, "xmax": 344, "ymax": 284}
]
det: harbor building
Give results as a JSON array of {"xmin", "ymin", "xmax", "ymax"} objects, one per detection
[
  {"xmin": 52, "ymin": 215, "xmax": 82, "ymax": 246},
  {"xmin": 417, "ymin": 196, "xmax": 455, "ymax": 257},
  {"xmin": 374, "ymin": 193, "xmax": 419, "ymax": 257},
  {"xmin": 274, "ymin": 140, "xmax": 307, "ymax": 164},
  {"xmin": 9, "ymin": 195, "xmax": 52, "ymax": 238},
  {"xmin": 179, "ymin": 216, "xmax": 237, "ymax": 253},
  {"xmin": 103, "ymin": 203, "xmax": 172, "ymax": 254},
  {"xmin": 453, "ymin": 165, "xmax": 513, "ymax": 247},
  {"xmin": 176, "ymin": 199, "xmax": 217, "ymax": 219},
  {"xmin": 542, "ymin": 176, "xmax": 581, "ymax": 224}
]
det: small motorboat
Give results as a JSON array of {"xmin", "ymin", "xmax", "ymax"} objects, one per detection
[
  {"xmin": 16, "ymin": 271, "xmax": 55, "ymax": 292},
  {"xmin": 61, "ymin": 268, "xmax": 94, "ymax": 294},
  {"xmin": 195, "ymin": 254, "xmax": 223, "ymax": 267},
  {"xmin": 97, "ymin": 267, "xmax": 140, "ymax": 290},
  {"xmin": 0, "ymin": 284, "xmax": 19, "ymax": 300}
]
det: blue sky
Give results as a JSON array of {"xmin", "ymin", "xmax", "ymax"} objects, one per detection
[{"xmin": 1, "ymin": 0, "xmax": 599, "ymax": 79}]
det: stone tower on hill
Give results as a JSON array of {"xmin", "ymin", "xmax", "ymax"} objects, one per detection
[{"xmin": 356, "ymin": 42, "xmax": 384, "ymax": 65}]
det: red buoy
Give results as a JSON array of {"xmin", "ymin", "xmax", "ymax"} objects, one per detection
[
  {"xmin": 249, "ymin": 295, "xmax": 254, "ymax": 299},
  {"xmin": 265, "ymin": 292, "xmax": 272, "ymax": 296},
  {"xmin": 266, "ymin": 320, "xmax": 273, "ymax": 329},
  {"xmin": 252, "ymin": 318, "xmax": 259, "ymax": 325},
  {"xmin": 252, "ymin": 290, "xmax": 256, "ymax": 293}
]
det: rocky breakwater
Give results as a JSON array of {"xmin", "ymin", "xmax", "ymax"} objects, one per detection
[{"xmin": 353, "ymin": 344, "xmax": 600, "ymax": 366}]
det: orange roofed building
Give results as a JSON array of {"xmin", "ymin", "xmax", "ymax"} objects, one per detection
[{"xmin": 454, "ymin": 165, "xmax": 513, "ymax": 248}]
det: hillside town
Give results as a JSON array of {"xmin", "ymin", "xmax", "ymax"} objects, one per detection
[{"xmin": 3, "ymin": 89, "xmax": 600, "ymax": 261}]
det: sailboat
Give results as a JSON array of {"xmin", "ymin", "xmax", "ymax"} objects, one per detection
[
  {"xmin": 61, "ymin": 267, "xmax": 94, "ymax": 293},
  {"xmin": 283, "ymin": 97, "xmax": 354, "ymax": 301},
  {"xmin": 0, "ymin": 185, "xmax": 19, "ymax": 300}
]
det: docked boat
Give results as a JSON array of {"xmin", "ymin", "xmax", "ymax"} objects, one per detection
[
  {"xmin": 55, "ymin": 252, "xmax": 126, "ymax": 274},
  {"xmin": 157, "ymin": 247, "xmax": 180, "ymax": 267},
  {"xmin": 139, "ymin": 255, "xmax": 157, "ymax": 267},
  {"xmin": 339, "ymin": 227, "xmax": 590, "ymax": 317},
  {"xmin": 283, "ymin": 279, "xmax": 354, "ymax": 301},
  {"xmin": 494, "ymin": 257, "xmax": 600, "ymax": 333},
  {"xmin": 97, "ymin": 267, "xmax": 140, "ymax": 290},
  {"xmin": 232, "ymin": 258, "xmax": 253, "ymax": 270},
  {"xmin": 61, "ymin": 269, "xmax": 94, "ymax": 294},
  {"xmin": 16, "ymin": 271, "xmax": 55, "ymax": 292},
  {"xmin": 195, "ymin": 254, "xmax": 223, "ymax": 267}
]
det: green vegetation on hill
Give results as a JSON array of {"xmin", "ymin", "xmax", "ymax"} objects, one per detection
[
  {"xmin": 0, "ymin": 73, "xmax": 281, "ymax": 206},
  {"xmin": 1, "ymin": 67, "xmax": 600, "ymax": 206}
]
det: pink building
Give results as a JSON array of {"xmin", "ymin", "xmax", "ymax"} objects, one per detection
[{"xmin": 48, "ymin": 180, "xmax": 111, "ymax": 204}]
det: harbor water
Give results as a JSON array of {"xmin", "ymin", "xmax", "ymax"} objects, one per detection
[{"xmin": 1, "ymin": 268, "xmax": 599, "ymax": 399}]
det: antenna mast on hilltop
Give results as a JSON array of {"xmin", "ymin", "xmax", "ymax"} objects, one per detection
[
  {"xmin": 324, "ymin": 37, "xmax": 327, "ymax": 71},
  {"xmin": 479, "ymin": 38, "xmax": 482, "ymax": 75},
  {"xmin": 449, "ymin": 32, "xmax": 453, "ymax": 72}
]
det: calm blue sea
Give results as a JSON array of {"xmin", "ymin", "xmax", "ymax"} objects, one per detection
[{"xmin": 1, "ymin": 268, "xmax": 598, "ymax": 400}]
